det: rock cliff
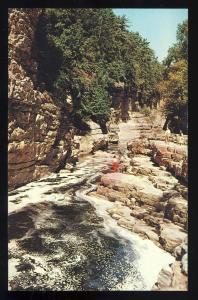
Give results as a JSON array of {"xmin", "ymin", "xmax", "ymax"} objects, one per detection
[
  {"xmin": 110, "ymin": 82, "xmax": 131, "ymax": 122},
  {"xmin": 8, "ymin": 9, "xmax": 73, "ymax": 189}
]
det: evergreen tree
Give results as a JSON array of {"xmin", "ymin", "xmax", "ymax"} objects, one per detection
[{"xmin": 34, "ymin": 8, "xmax": 164, "ymax": 126}]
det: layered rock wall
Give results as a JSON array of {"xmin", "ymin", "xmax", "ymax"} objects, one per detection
[{"xmin": 8, "ymin": 9, "xmax": 72, "ymax": 189}]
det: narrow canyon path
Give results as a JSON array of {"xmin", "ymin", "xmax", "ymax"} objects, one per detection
[{"xmin": 8, "ymin": 112, "xmax": 186, "ymax": 291}]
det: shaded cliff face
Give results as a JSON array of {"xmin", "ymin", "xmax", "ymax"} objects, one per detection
[
  {"xmin": 110, "ymin": 83, "xmax": 131, "ymax": 122},
  {"xmin": 8, "ymin": 9, "xmax": 72, "ymax": 189}
]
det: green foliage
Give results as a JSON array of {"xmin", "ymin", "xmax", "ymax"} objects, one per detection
[
  {"xmin": 162, "ymin": 60, "xmax": 188, "ymax": 121},
  {"xmin": 34, "ymin": 8, "xmax": 163, "ymax": 124},
  {"xmin": 159, "ymin": 19, "xmax": 188, "ymax": 132},
  {"xmin": 163, "ymin": 20, "xmax": 188, "ymax": 67}
]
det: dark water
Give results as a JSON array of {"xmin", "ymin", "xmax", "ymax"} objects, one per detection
[
  {"xmin": 8, "ymin": 195, "xmax": 144, "ymax": 291},
  {"xmin": 8, "ymin": 150, "xmax": 176, "ymax": 291}
]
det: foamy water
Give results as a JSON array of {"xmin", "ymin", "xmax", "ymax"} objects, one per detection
[{"xmin": 80, "ymin": 192, "xmax": 175, "ymax": 290}]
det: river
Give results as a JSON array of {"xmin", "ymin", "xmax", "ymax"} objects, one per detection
[{"xmin": 8, "ymin": 115, "xmax": 175, "ymax": 291}]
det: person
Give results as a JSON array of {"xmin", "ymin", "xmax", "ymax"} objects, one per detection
[
  {"xmin": 165, "ymin": 126, "xmax": 171, "ymax": 143},
  {"xmin": 111, "ymin": 155, "xmax": 119, "ymax": 172}
]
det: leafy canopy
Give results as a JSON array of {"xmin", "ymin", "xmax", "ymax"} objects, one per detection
[
  {"xmin": 34, "ymin": 8, "xmax": 163, "ymax": 124},
  {"xmin": 159, "ymin": 20, "xmax": 188, "ymax": 132}
]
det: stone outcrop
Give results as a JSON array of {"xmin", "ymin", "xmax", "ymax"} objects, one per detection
[
  {"xmin": 77, "ymin": 121, "xmax": 108, "ymax": 156},
  {"xmin": 8, "ymin": 9, "xmax": 73, "ymax": 189},
  {"xmin": 150, "ymin": 141, "xmax": 188, "ymax": 183},
  {"xmin": 152, "ymin": 261, "xmax": 187, "ymax": 291},
  {"xmin": 96, "ymin": 172, "xmax": 187, "ymax": 237},
  {"xmin": 126, "ymin": 135, "xmax": 188, "ymax": 184},
  {"xmin": 92, "ymin": 138, "xmax": 188, "ymax": 290}
]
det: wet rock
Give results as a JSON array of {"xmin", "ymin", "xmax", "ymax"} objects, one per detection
[
  {"xmin": 133, "ymin": 221, "xmax": 159, "ymax": 242},
  {"xmin": 132, "ymin": 166, "xmax": 152, "ymax": 176},
  {"xmin": 16, "ymin": 259, "xmax": 35, "ymax": 272},
  {"xmin": 97, "ymin": 186, "xmax": 131, "ymax": 204},
  {"xmin": 153, "ymin": 260, "xmax": 187, "ymax": 291},
  {"xmin": 111, "ymin": 213, "xmax": 122, "ymax": 220},
  {"xmin": 96, "ymin": 186, "xmax": 113, "ymax": 199},
  {"xmin": 159, "ymin": 223, "xmax": 187, "ymax": 253},
  {"xmin": 100, "ymin": 173, "xmax": 163, "ymax": 207},
  {"xmin": 152, "ymin": 261, "xmax": 188, "ymax": 291},
  {"xmin": 117, "ymin": 217, "xmax": 136, "ymax": 230},
  {"xmin": 127, "ymin": 140, "xmax": 151, "ymax": 156},
  {"xmin": 143, "ymin": 215, "xmax": 163, "ymax": 229},
  {"xmin": 107, "ymin": 203, "xmax": 131, "ymax": 220},
  {"xmin": 174, "ymin": 184, "xmax": 188, "ymax": 200},
  {"xmin": 79, "ymin": 121, "xmax": 108, "ymax": 156},
  {"xmin": 171, "ymin": 261, "xmax": 187, "ymax": 290},
  {"xmin": 130, "ymin": 207, "xmax": 148, "ymax": 219},
  {"xmin": 152, "ymin": 264, "xmax": 173, "ymax": 290}
]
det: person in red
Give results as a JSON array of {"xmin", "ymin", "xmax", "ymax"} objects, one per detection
[{"xmin": 111, "ymin": 155, "xmax": 119, "ymax": 172}]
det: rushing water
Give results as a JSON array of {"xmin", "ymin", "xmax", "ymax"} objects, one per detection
[
  {"xmin": 9, "ymin": 117, "xmax": 181, "ymax": 290},
  {"xmin": 8, "ymin": 152, "xmax": 174, "ymax": 291}
]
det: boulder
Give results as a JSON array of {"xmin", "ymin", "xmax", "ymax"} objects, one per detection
[
  {"xmin": 108, "ymin": 190, "xmax": 128, "ymax": 203},
  {"xmin": 117, "ymin": 217, "xmax": 136, "ymax": 230},
  {"xmin": 152, "ymin": 265, "xmax": 173, "ymax": 290},
  {"xmin": 153, "ymin": 262, "xmax": 187, "ymax": 291},
  {"xmin": 96, "ymin": 186, "xmax": 112, "ymax": 198},
  {"xmin": 171, "ymin": 261, "xmax": 188, "ymax": 290},
  {"xmin": 162, "ymin": 190, "xmax": 180, "ymax": 201},
  {"xmin": 159, "ymin": 223, "xmax": 187, "ymax": 253},
  {"xmin": 143, "ymin": 215, "xmax": 163, "ymax": 229},
  {"xmin": 150, "ymin": 141, "xmax": 188, "ymax": 183},
  {"xmin": 130, "ymin": 207, "xmax": 148, "ymax": 219},
  {"xmin": 133, "ymin": 220, "xmax": 159, "ymax": 242},
  {"xmin": 100, "ymin": 173, "xmax": 163, "ymax": 207},
  {"xmin": 164, "ymin": 196, "xmax": 187, "ymax": 227},
  {"xmin": 91, "ymin": 137, "xmax": 108, "ymax": 153},
  {"xmin": 174, "ymin": 241, "xmax": 188, "ymax": 260}
]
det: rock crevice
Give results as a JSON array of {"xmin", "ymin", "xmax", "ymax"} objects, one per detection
[{"xmin": 8, "ymin": 9, "xmax": 74, "ymax": 189}]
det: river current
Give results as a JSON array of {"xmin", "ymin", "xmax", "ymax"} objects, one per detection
[
  {"xmin": 8, "ymin": 150, "xmax": 174, "ymax": 291},
  {"xmin": 8, "ymin": 115, "xmax": 179, "ymax": 290}
]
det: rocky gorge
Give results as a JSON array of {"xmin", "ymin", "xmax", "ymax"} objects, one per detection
[
  {"xmin": 8, "ymin": 9, "xmax": 124, "ymax": 190},
  {"xmin": 8, "ymin": 112, "xmax": 188, "ymax": 291},
  {"xmin": 87, "ymin": 113, "xmax": 188, "ymax": 290},
  {"xmin": 8, "ymin": 8, "xmax": 70, "ymax": 189},
  {"xmin": 8, "ymin": 8, "xmax": 188, "ymax": 292}
]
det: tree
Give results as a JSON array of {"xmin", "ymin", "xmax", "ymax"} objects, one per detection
[
  {"xmin": 34, "ymin": 8, "xmax": 164, "ymax": 126},
  {"xmin": 164, "ymin": 20, "xmax": 188, "ymax": 66},
  {"xmin": 159, "ymin": 19, "xmax": 188, "ymax": 133},
  {"xmin": 160, "ymin": 60, "xmax": 188, "ymax": 132}
]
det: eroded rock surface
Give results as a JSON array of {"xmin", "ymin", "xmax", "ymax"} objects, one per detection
[
  {"xmin": 92, "ymin": 112, "xmax": 188, "ymax": 290},
  {"xmin": 8, "ymin": 105, "xmax": 188, "ymax": 290},
  {"xmin": 8, "ymin": 9, "xmax": 74, "ymax": 189}
]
